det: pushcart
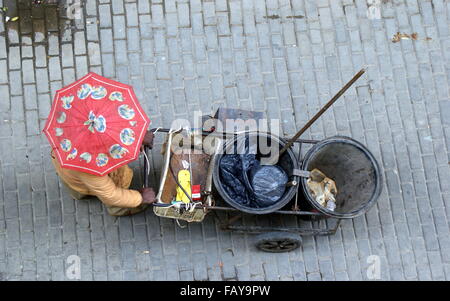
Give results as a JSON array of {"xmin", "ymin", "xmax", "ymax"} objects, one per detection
[
  {"xmin": 141, "ymin": 70, "xmax": 381, "ymax": 253},
  {"xmin": 141, "ymin": 127, "xmax": 353, "ymax": 253}
]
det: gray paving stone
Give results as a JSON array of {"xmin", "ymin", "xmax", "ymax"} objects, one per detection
[
  {"xmin": 0, "ymin": 60, "xmax": 8, "ymax": 84},
  {"xmin": 9, "ymin": 71, "xmax": 23, "ymax": 96},
  {"xmin": 125, "ymin": 3, "xmax": 139, "ymax": 27},
  {"xmin": 73, "ymin": 32, "xmax": 87, "ymax": 56},
  {"xmin": 203, "ymin": 2, "xmax": 216, "ymax": 26},
  {"xmin": 8, "ymin": 46, "xmax": 21, "ymax": 70},
  {"xmin": 113, "ymin": 15, "xmax": 126, "ymax": 39},
  {"xmin": 151, "ymin": 4, "xmax": 164, "ymax": 28},
  {"xmin": 0, "ymin": 36, "xmax": 6, "ymax": 59},
  {"xmin": 99, "ymin": 29, "xmax": 113, "ymax": 54},
  {"xmin": 99, "ymin": 4, "xmax": 112, "ymax": 28},
  {"xmin": 85, "ymin": 19, "xmax": 100, "ymax": 42},
  {"xmin": 112, "ymin": 0, "xmax": 125, "ymax": 14},
  {"xmin": 137, "ymin": 0, "xmax": 150, "ymax": 14},
  {"xmin": 60, "ymin": 44, "xmax": 74, "ymax": 68},
  {"xmin": 137, "ymin": 16, "xmax": 152, "ymax": 40},
  {"xmin": 127, "ymin": 28, "xmax": 140, "ymax": 52},
  {"xmin": 177, "ymin": 2, "xmax": 190, "ymax": 28}
]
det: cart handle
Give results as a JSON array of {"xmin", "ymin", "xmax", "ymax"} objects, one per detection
[
  {"xmin": 149, "ymin": 128, "xmax": 321, "ymax": 144},
  {"xmin": 143, "ymin": 145, "xmax": 151, "ymax": 188}
]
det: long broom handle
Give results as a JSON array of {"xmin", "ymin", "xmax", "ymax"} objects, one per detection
[{"xmin": 271, "ymin": 68, "xmax": 366, "ymax": 164}]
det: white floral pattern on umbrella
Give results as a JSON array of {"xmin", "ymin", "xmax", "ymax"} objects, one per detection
[
  {"xmin": 96, "ymin": 153, "xmax": 109, "ymax": 167},
  {"xmin": 109, "ymin": 144, "xmax": 128, "ymax": 159},
  {"xmin": 109, "ymin": 91, "xmax": 124, "ymax": 102},
  {"xmin": 118, "ymin": 104, "xmax": 135, "ymax": 120},
  {"xmin": 56, "ymin": 112, "xmax": 66, "ymax": 124},
  {"xmin": 55, "ymin": 128, "xmax": 63, "ymax": 136},
  {"xmin": 120, "ymin": 128, "xmax": 135, "ymax": 145},
  {"xmin": 91, "ymin": 86, "xmax": 107, "ymax": 99},
  {"xmin": 77, "ymin": 83, "xmax": 92, "ymax": 99},
  {"xmin": 60, "ymin": 139, "xmax": 72, "ymax": 152},
  {"xmin": 67, "ymin": 148, "xmax": 78, "ymax": 160},
  {"xmin": 84, "ymin": 111, "xmax": 107, "ymax": 133},
  {"xmin": 61, "ymin": 95, "xmax": 75, "ymax": 109},
  {"xmin": 80, "ymin": 152, "xmax": 92, "ymax": 163}
]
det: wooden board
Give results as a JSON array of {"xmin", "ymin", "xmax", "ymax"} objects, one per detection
[{"xmin": 160, "ymin": 151, "xmax": 211, "ymax": 204}]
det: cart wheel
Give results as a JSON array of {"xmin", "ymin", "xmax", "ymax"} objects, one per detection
[{"xmin": 255, "ymin": 232, "xmax": 302, "ymax": 253}]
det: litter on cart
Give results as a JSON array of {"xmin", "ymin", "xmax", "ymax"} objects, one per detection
[{"xmin": 306, "ymin": 168, "xmax": 337, "ymax": 211}]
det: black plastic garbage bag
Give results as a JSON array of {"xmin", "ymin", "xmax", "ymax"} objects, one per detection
[
  {"xmin": 219, "ymin": 138, "xmax": 288, "ymax": 208},
  {"xmin": 248, "ymin": 165, "xmax": 288, "ymax": 207},
  {"xmin": 219, "ymin": 154, "xmax": 253, "ymax": 207}
]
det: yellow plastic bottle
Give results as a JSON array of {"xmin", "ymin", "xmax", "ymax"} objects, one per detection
[{"xmin": 175, "ymin": 170, "xmax": 191, "ymax": 204}]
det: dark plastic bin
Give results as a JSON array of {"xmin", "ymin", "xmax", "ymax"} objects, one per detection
[
  {"xmin": 213, "ymin": 132, "xmax": 298, "ymax": 215},
  {"xmin": 300, "ymin": 136, "xmax": 382, "ymax": 219}
]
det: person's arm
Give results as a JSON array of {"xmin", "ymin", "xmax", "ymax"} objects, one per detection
[{"xmin": 78, "ymin": 172, "xmax": 143, "ymax": 208}]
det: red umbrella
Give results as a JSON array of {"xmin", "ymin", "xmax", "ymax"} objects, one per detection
[{"xmin": 43, "ymin": 72, "xmax": 150, "ymax": 176}]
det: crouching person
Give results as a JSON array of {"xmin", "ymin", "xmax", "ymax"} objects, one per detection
[{"xmin": 51, "ymin": 131, "xmax": 157, "ymax": 216}]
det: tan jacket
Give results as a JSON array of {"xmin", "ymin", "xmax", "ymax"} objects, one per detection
[{"xmin": 51, "ymin": 153, "xmax": 142, "ymax": 208}]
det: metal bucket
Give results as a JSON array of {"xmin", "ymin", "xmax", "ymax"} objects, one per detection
[
  {"xmin": 213, "ymin": 132, "xmax": 298, "ymax": 214},
  {"xmin": 300, "ymin": 136, "xmax": 382, "ymax": 219}
]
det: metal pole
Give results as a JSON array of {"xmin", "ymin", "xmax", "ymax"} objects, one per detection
[{"xmin": 268, "ymin": 68, "xmax": 366, "ymax": 165}]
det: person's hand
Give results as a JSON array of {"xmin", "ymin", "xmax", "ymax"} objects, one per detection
[
  {"xmin": 140, "ymin": 188, "xmax": 156, "ymax": 204},
  {"xmin": 142, "ymin": 131, "xmax": 154, "ymax": 148}
]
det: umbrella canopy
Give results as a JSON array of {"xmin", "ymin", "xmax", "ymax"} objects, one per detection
[{"xmin": 43, "ymin": 72, "xmax": 150, "ymax": 176}]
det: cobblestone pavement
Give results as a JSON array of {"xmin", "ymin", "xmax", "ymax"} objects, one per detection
[{"xmin": 0, "ymin": 0, "xmax": 449, "ymax": 281}]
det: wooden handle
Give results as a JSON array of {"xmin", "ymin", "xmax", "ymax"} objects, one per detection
[{"xmin": 270, "ymin": 68, "xmax": 366, "ymax": 164}]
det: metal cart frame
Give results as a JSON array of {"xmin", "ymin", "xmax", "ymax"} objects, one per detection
[{"xmin": 142, "ymin": 130, "xmax": 341, "ymax": 252}]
